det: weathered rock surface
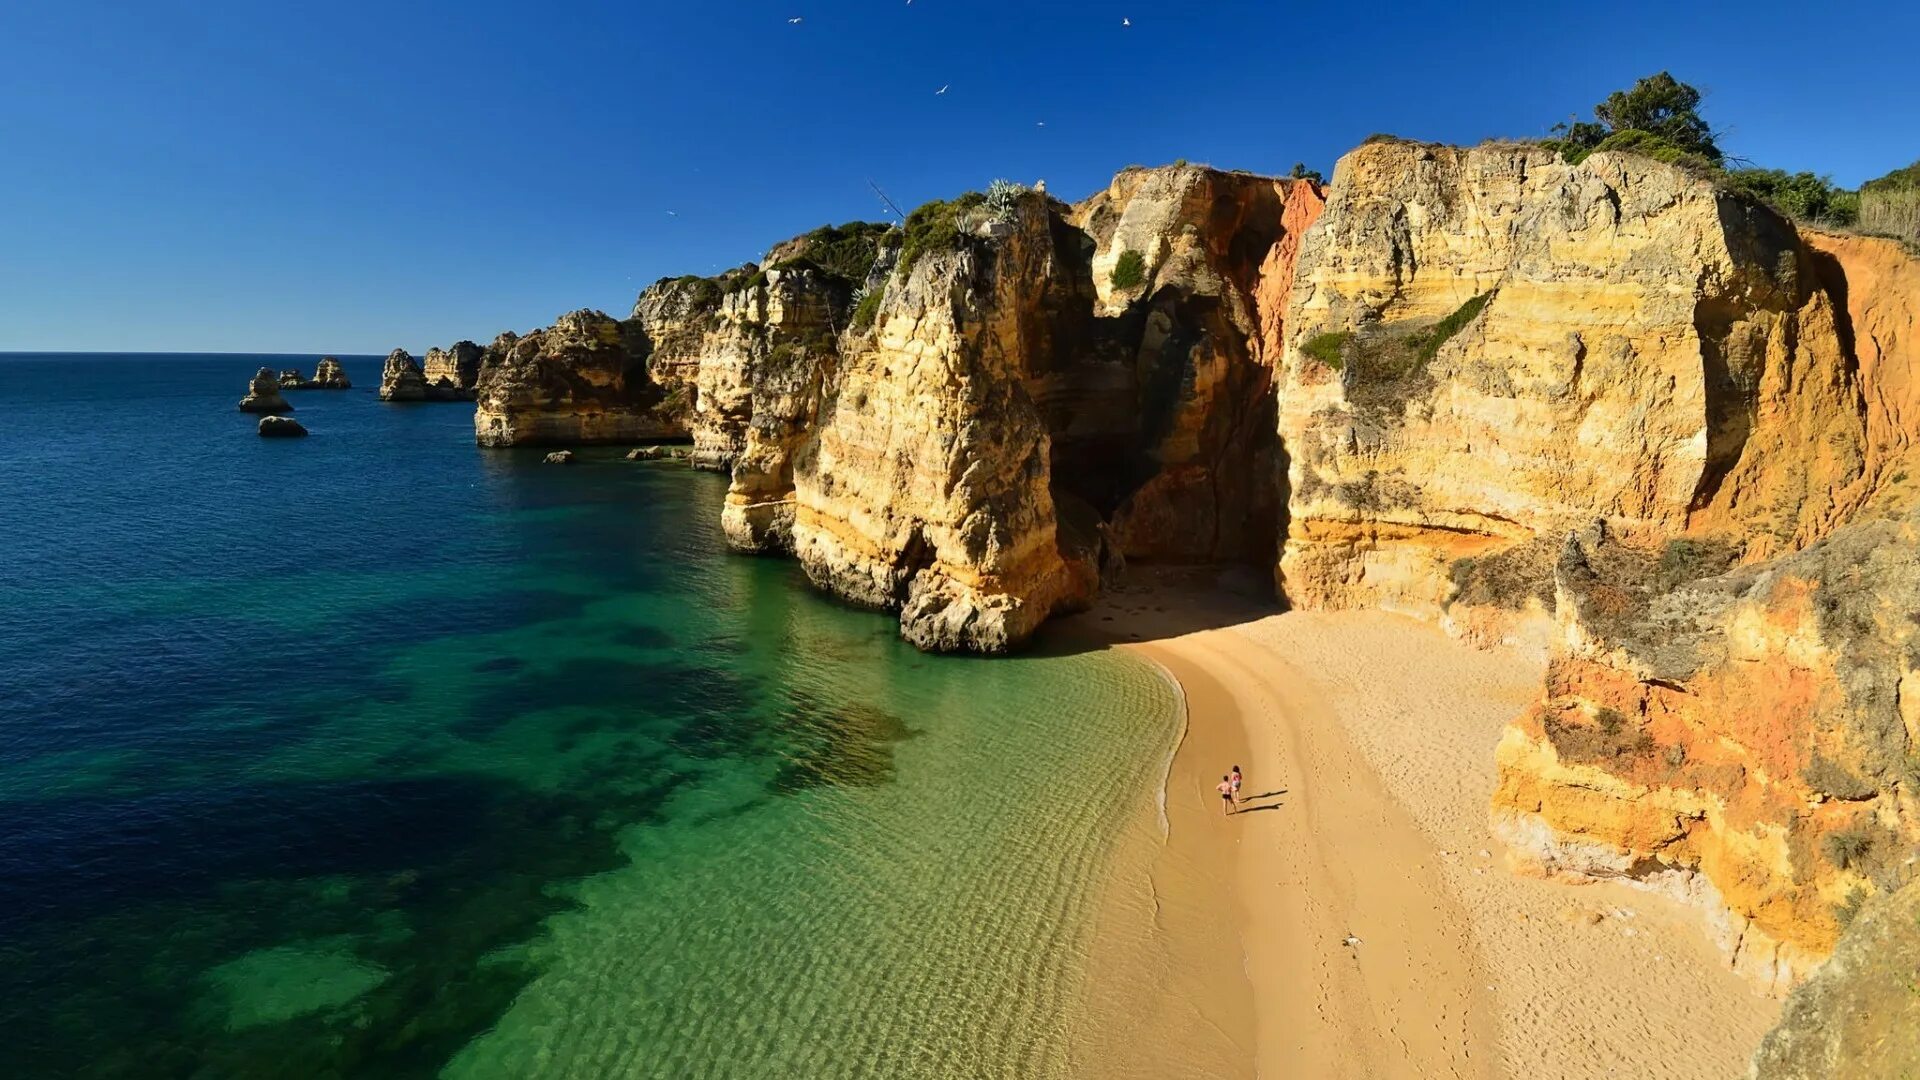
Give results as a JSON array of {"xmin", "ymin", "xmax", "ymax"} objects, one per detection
[
  {"xmin": 237, "ymin": 368, "xmax": 293, "ymax": 413},
  {"xmin": 1492, "ymin": 511, "xmax": 1920, "ymax": 991},
  {"xmin": 257, "ymin": 415, "xmax": 307, "ymax": 437},
  {"xmin": 786, "ymin": 193, "xmax": 1093, "ymax": 652},
  {"xmin": 1275, "ymin": 141, "xmax": 1886, "ymax": 642},
  {"xmin": 1750, "ymin": 878, "xmax": 1920, "ymax": 1078},
  {"xmin": 543, "ymin": 450, "xmax": 574, "ymax": 464},
  {"xmin": 276, "ymin": 368, "xmax": 310, "ymax": 389},
  {"xmin": 422, "ymin": 341, "xmax": 483, "ymax": 400},
  {"xmin": 1065, "ymin": 166, "xmax": 1324, "ymax": 562},
  {"xmin": 377, "ymin": 349, "xmax": 429, "ymax": 402},
  {"xmin": 312, "ymin": 357, "xmax": 351, "ymax": 389},
  {"xmin": 472, "ymin": 310, "xmax": 687, "ymax": 446}
]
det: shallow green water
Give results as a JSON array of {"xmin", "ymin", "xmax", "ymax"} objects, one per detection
[{"xmin": 1, "ymin": 353, "xmax": 1179, "ymax": 1077}]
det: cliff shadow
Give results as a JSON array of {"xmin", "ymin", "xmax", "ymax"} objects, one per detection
[{"xmin": 1032, "ymin": 563, "xmax": 1282, "ymax": 657}]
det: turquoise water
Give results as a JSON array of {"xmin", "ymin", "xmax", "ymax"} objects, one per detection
[{"xmin": 0, "ymin": 354, "xmax": 1180, "ymax": 1077}]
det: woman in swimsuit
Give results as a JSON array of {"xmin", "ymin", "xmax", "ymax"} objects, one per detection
[
  {"xmin": 1218, "ymin": 775, "xmax": 1236, "ymax": 816},
  {"xmin": 1230, "ymin": 765, "xmax": 1243, "ymax": 804}
]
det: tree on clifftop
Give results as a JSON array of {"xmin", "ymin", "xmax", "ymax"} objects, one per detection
[{"xmin": 1547, "ymin": 71, "xmax": 1723, "ymax": 166}]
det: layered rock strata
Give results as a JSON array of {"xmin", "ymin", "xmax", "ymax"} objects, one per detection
[
  {"xmin": 312, "ymin": 357, "xmax": 351, "ymax": 389},
  {"xmin": 237, "ymin": 368, "xmax": 292, "ymax": 413},
  {"xmin": 422, "ymin": 341, "xmax": 482, "ymax": 400},
  {"xmin": 1492, "ymin": 513, "xmax": 1920, "ymax": 990},
  {"xmin": 472, "ymin": 310, "xmax": 687, "ymax": 446},
  {"xmin": 377, "ymin": 349, "xmax": 429, "ymax": 402}
]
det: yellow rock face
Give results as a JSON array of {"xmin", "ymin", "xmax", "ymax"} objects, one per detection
[
  {"xmin": 1275, "ymin": 141, "xmax": 1884, "ymax": 625},
  {"xmin": 787, "ymin": 195, "xmax": 1092, "ymax": 653}
]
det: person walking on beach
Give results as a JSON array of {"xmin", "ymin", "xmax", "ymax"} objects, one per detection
[
  {"xmin": 1218, "ymin": 774, "xmax": 1236, "ymax": 816},
  {"xmin": 1230, "ymin": 765, "xmax": 1243, "ymax": 805}
]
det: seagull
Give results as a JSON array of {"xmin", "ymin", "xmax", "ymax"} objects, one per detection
[
  {"xmin": 1342, "ymin": 935, "xmax": 1361, "ymax": 947},
  {"xmin": 787, "ymin": 16, "xmax": 803, "ymax": 24},
  {"xmin": 1036, "ymin": 121, "xmax": 1046, "ymax": 127},
  {"xmin": 666, "ymin": 211, "xmax": 679, "ymax": 217},
  {"xmin": 1122, "ymin": 17, "xmax": 1131, "ymax": 26},
  {"xmin": 935, "ymin": 85, "xmax": 948, "ymax": 95}
]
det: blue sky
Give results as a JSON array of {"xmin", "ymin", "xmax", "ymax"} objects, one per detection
[{"xmin": 2, "ymin": 0, "xmax": 1915, "ymax": 354}]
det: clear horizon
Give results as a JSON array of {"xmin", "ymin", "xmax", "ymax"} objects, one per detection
[{"xmin": 3, "ymin": 0, "xmax": 1916, "ymax": 354}]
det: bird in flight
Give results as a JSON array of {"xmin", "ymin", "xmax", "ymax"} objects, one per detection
[
  {"xmin": 935, "ymin": 85, "xmax": 948, "ymax": 95},
  {"xmin": 1036, "ymin": 121, "xmax": 1046, "ymax": 127},
  {"xmin": 787, "ymin": 16, "xmax": 803, "ymax": 24},
  {"xmin": 1122, "ymin": 17, "xmax": 1131, "ymax": 26},
  {"xmin": 666, "ymin": 211, "xmax": 679, "ymax": 217}
]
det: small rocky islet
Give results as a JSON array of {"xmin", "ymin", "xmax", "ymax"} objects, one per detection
[{"xmin": 249, "ymin": 135, "xmax": 1916, "ymax": 1071}]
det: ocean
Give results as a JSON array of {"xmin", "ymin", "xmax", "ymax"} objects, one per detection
[{"xmin": 0, "ymin": 354, "xmax": 1184, "ymax": 1078}]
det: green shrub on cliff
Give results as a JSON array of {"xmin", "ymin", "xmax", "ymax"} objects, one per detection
[
  {"xmin": 1722, "ymin": 169, "xmax": 1859, "ymax": 227},
  {"xmin": 1545, "ymin": 72, "xmax": 1722, "ymax": 166},
  {"xmin": 850, "ymin": 284, "xmax": 886, "ymax": 332},
  {"xmin": 1110, "ymin": 249, "xmax": 1146, "ymax": 289},
  {"xmin": 772, "ymin": 221, "xmax": 895, "ymax": 286},
  {"xmin": 1301, "ymin": 330, "xmax": 1351, "ymax": 369},
  {"xmin": 899, "ymin": 191, "xmax": 987, "ymax": 274}
]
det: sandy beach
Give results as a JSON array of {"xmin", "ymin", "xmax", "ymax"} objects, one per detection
[{"xmin": 1078, "ymin": 569, "xmax": 1779, "ymax": 1079}]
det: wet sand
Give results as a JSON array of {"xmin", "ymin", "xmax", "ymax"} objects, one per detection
[{"xmin": 1076, "ymin": 570, "xmax": 1779, "ymax": 1079}]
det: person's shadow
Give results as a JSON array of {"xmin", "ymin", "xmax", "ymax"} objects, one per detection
[{"xmin": 1246, "ymin": 789, "xmax": 1287, "ymax": 800}]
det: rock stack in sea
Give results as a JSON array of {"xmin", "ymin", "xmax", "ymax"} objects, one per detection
[
  {"xmin": 277, "ymin": 368, "xmax": 310, "ymax": 389},
  {"xmin": 236, "ymin": 368, "xmax": 293, "ymax": 413},
  {"xmin": 312, "ymin": 357, "xmax": 351, "ymax": 389},
  {"xmin": 257, "ymin": 415, "xmax": 307, "ymax": 437},
  {"xmin": 377, "ymin": 349, "xmax": 429, "ymax": 402},
  {"xmin": 422, "ymin": 341, "xmax": 482, "ymax": 400}
]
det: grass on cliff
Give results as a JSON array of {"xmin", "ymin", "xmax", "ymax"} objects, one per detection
[
  {"xmin": 899, "ymin": 191, "xmax": 987, "ymax": 275},
  {"xmin": 769, "ymin": 221, "xmax": 896, "ymax": 287},
  {"xmin": 1407, "ymin": 292, "xmax": 1492, "ymax": 362},
  {"xmin": 850, "ymin": 284, "xmax": 886, "ymax": 332},
  {"xmin": 1110, "ymin": 249, "xmax": 1147, "ymax": 289},
  {"xmin": 1300, "ymin": 331, "xmax": 1351, "ymax": 369}
]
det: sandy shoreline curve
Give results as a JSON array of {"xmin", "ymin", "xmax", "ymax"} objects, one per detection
[{"xmin": 1073, "ymin": 569, "xmax": 1779, "ymax": 1079}]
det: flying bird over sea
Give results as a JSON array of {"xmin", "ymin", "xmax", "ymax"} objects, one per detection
[
  {"xmin": 666, "ymin": 210, "xmax": 679, "ymax": 217},
  {"xmin": 1122, "ymin": 17, "xmax": 1131, "ymax": 26},
  {"xmin": 787, "ymin": 17, "xmax": 803, "ymax": 24},
  {"xmin": 935, "ymin": 85, "xmax": 948, "ymax": 95}
]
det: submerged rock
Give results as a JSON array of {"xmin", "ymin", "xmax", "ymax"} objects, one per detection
[
  {"xmin": 257, "ymin": 415, "xmax": 307, "ymax": 438},
  {"xmin": 377, "ymin": 349, "xmax": 428, "ymax": 402},
  {"xmin": 237, "ymin": 368, "xmax": 293, "ymax": 414},
  {"xmin": 543, "ymin": 450, "xmax": 574, "ymax": 464}
]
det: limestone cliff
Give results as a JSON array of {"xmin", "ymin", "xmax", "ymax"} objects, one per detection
[
  {"xmin": 1275, "ymin": 141, "xmax": 1888, "ymax": 644},
  {"xmin": 1491, "ymin": 513, "xmax": 1920, "ymax": 990},
  {"xmin": 377, "ymin": 349, "xmax": 429, "ymax": 402},
  {"xmin": 1750, "ymin": 878, "xmax": 1920, "ymax": 1079},
  {"xmin": 421, "ymin": 341, "xmax": 483, "ymax": 400},
  {"xmin": 1060, "ymin": 167, "xmax": 1324, "ymax": 562},
  {"xmin": 781, "ymin": 192, "xmax": 1098, "ymax": 652},
  {"xmin": 473, "ymin": 310, "xmax": 687, "ymax": 447}
]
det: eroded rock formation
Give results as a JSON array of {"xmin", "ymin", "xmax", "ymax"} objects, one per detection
[
  {"xmin": 312, "ymin": 357, "xmax": 351, "ymax": 389},
  {"xmin": 237, "ymin": 368, "xmax": 292, "ymax": 414},
  {"xmin": 378, "ymin": 349, "xmax": 429, "ymax": 402},
  {"xmin": 422, "ymin": 341, "xmax": 482, "ymax": 400},
  {"xmin": 472, "ymin": 310, "xmax": 687, "ymax": 446},
  {"xmin": 257, "ymin": 415, "xmax": 307, "ymax": 437},
  {"xmin": 1750, "ymin": 879, "xmax": 1920, "ymax": 1079}
]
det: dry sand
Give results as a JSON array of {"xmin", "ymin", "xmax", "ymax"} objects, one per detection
[{"xmin": 1076, "ymin": 569, "xmax": 1779, "ymax": 1079}]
